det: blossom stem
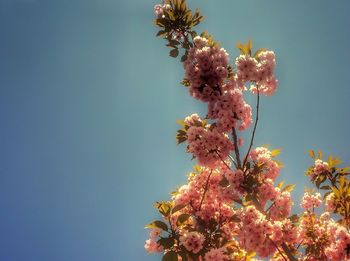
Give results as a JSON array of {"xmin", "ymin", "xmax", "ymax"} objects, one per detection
[
  {"xmin": 243, "ymin": 86, "xmax": 260, "ymax": 169},
  {"xmin": 268, "ymin": 237, "xmax": 288, "ymax": 261},
  {"xmin": 199, "ymin": 170, "xmax": 213, "ymax": 211},
  {"xmin": 228, "ymin": 154, "xmax": 238, "ymax": 168},
  {"xmin": 281, "ymin": 243, "xmax": 298, "ymax": 261},
  {"xmin": 216, "ymin": 150, "xmax": 232, "ymax": 170}
]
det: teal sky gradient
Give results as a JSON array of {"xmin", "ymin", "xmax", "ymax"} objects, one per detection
[{"xmin": 0, "ymin": 0, "xmax": 350, "ymax": 260}]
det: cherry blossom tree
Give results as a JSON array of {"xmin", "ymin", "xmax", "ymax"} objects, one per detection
[{"xmin": 145, "ymin": 1, "xmax": 350, "ymax": 260}]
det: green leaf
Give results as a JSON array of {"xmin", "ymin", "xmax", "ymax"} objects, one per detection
[
  {"xmin": 308, "ymin": 150, "xmax": 315, "ymax": 159},
  {"xmin": 158, "ymin": 237, "xmax": 175, "ymax": 249},
  {"xmin": 236, "ymin": 39, "xmax": 252, "ymax": 56},
  {"xmin": 282, "ymin": 184, "xmax": 296, "ymax": 193},
  {"xmin": 271, "ymin": 148, "xmax": 281, "ymax": 157},
  {"xmin": 154, "ymin": 201, "xmax": 172, "ymax": 217},
  {"xmin": 315, "ymin": 174, "xmax": 326, "ymax": 188},
  {"xmin": 178, "ymin": 252, "xmax": 188, "ymax": 261},
  {"xmin": 176, "ymin": 136, "xmax": 187, "ymax": 144},
  {"xmin": 219, "ymin": 176, "xmax": 229, "ymax": 187},
  {"xmin": 176, "ymin": 119, "xmax": 186, "ymax": 127},
  {"xmin": 162, "ymin": 251, "xmax": 178, "ymax": 261},
  {"xmin": 277, "ymin": 181, "xmax": 284, "ymax": 189},
  {"xmin": 253, "ymin": 48, "xmax": 268, "ymax": 59},
  {"xmin": 181, "ymin": 78, "xmax": 191, "ymax": 87},
  {"xmin": 156, "ymin": 30, "xmax": 168, "ymax": 37},
  {"xmin": 177, "ymin": 213, "xmax": 191, "ymax": 226},
  {"xmin": 172, "ymin": 204, "xmax": 186, "ymax": 214},
  {"xmin": 169, "ymin": 40, "xmax": 180, "ymax": 46},
  {"xmin": 145, "ymin": 220, "xmax": 168, "ymax": 231},
  {"xmin": 230, "ymin": 214, "xmax": 241, "ymax": 222},
  {"xmin": 169, "ymin": 49, "xmax": 179, "ymax": 58}
]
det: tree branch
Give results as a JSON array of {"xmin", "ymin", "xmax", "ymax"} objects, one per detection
[
  {"xmin": 199, "ymin": 170, "xmax": 213, "ymax": 211},
  {"xmin": 232, "ymin": 127, "xmax": 242, "ymax": 169},
  {"xmin": 215, "ymin": 150, "xmax": 232, "ymax": 170},
  {"xmin": 243, "ymin": 86, "xmax": 260, "ymax": 168},
  {"xmin": 268, "ymin": 237, "xmax": 288, "ymax": 261}
]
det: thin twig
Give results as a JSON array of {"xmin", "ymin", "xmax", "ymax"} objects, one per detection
[
  {"xmin": 268, "ymin": 237, "xmax": 288, "ymax": 261},
  {"xmin": 199, "ymin": 170, "xmax": 213, "ymax": 211},
  {"xmin": 252, "ymin": 195, "xmax": 298, "ymax": 261},
  {"xmin": 281, "ymin": 243, "xmax": 298, "ymax": 261},
  {"xmin": 228, "ymin": 154, "xmax": 238, "ymax": 168},
  {"xmin": 265, "ymin": 202, "xmax": 275, "ymax": 213},
  {"xmin": 296, "ymin": 240, "xmax": 304, "ymax": 250},
  {"xmin": 243, "ymin": 86, "xmax": 260, "ymax": 168},
  {"xmin": 215, "ymin": 150, "xmax": 232, "ymax": 170}
]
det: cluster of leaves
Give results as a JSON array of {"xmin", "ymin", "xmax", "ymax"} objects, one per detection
[
  {"xmin": 307, "ymin": 150, "xmax": 349, "ymax": 189},
  {"xmin": 236, "ymin": 39, "xmax": 268, "ymax": 60},
  {"xmin": 145, "ymin": 201, "xmax": 192, "ymax": 261},
  {"xmin": 330, "ymin": 176, "xmax": 350, "ymax": 226},
  {"xmin": 301, "ymin": 212, "xmax": 330, "ymax": 259},
  {"xmin": 154, "ymin": 0, "xmax": 204, "ymax": 61},
  {"xmin": 307, "ymin": 150, "xmax": 350, "ymax": 227}
]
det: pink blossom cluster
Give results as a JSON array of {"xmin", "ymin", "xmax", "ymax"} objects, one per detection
[
  {"xmin": 249, "ymin": 147, "xmax": 281, "ymax": 180},
  {"xmin": 257, "ymin": 179, "xmax": 277, "ymax": 206},
  {"xmin": 183, "ymin": 36, "xmax": 229, "ymax": 102},
  {"xmin": 247, "ymin": 148, "xmax": 293, "ymax": 219},
  {"xmin": 325, "ymin": 225, "xmax": 350, "ymax": 260},
  {"xmin": 149, "ymin": 2, "xmax": 350, "ymax": 259},
  {"xmin": 179, "ymin": 231, "xmax": 205, "ymax": 254},
  {"xmin": 268, "ymin": 190, "xmax": 293, "ymax": 220},
  {"xmin": 238, "ymin": 206, "xmax": 297, "ymax": 257},
  {"xmin": 207, "ymin": 84, "xmax": 252, "ymax": 132},
  {"xmin": 298, "ymin": 211, "xmax": 350, "ymax": 260},
  {"xmin": 144, "ymin": 228, "xmax": 163, "ymax": 253},
  {"xmin": 300, "ymin": 192, "xmax": 322, "ymax": 210},
  {"xmin": 311, "ymin": 159, "xmax": 330, "ymax": 178},
  {"xmin": 186, "ymin": 124, "xmax": 233, "ymax": 168},
  {"xmin": 204, "ymin": 247, "xmax": 228, "ymax": 261},
  {"xmin": 172, "ymin": 167, "xmax": 239, "ymax": 223},
  {"xmin": 184, "ymin": 113, "xmax": 202, "ymax": 126},
  {"xmin": 154, "ymin": 3, "xmax": 171, "ymax": 18},
  {"xmin": 235, "ymin": 51, "xmax": 278, "ymax": 96},
  {"xmin": 223, "ymin": 168, "xmax": 245, "ymax": 195}
]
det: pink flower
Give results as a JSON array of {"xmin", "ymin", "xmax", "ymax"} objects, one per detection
[
  {"xmin": 311, "ymin": 159, "xmax": 330, "ymax": 178},
  {"xmin": 186, "ymin": 125, "xmax": 233, "ymax": 168},
  {"xmin": 179, "ymin": 231, "xmax": 205, "ymax": 254},
  {"xmin": 204, "ymin": 248, "xmax": 228, "ymax": 261},
  {"xmin": 154, "ymin": 4, "xmax": 163, "ymax": 17},
  {"xmin": 300, "ymin": 192, "xmax": 322, "ymax": 210},
  {"xmin": 183, "ymin": 36, "xmax": 229, "ymax": 102}
]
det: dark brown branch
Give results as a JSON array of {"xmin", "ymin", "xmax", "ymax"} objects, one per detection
[
  {"xmin": 268, "ymin": 237, "xmax": 288, "ymax": 261},
  {"xmin": 243, "ymin": 86, "xmax": 260, "ymax": 168},
  {"xmin": 228, "ymin": 154, "xmax": 238, "ymax": 168},
  {"xmin": 232, "ymin": 127, "xmax": 242, "ymax": 169},
  {"xmin": 281, "ymin": 243, "xmax": 298, "ymax": 261}
]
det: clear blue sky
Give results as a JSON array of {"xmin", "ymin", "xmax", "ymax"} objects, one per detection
[{"xmin": 0, "ymin": 0, "xmax": 349, "ymax": 260}]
